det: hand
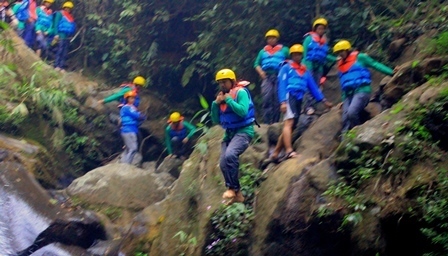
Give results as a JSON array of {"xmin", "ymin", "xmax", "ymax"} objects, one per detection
[
  {"xmin": 280, "ymin": 102, "xmax": 287, "ymax": 113},
  {"xmin": 44, "ymin": 31, "xmax": 48, "ymax": 36},
  {"xmin": 54, "ymin": 35, "xmax": 59, "ymax": 39},
  {"xmin": 215, "ymin": 92, "xmax": 226, "ymax": 104},
  {"xmin": 259, "ymin": 70, "xmax": 267, "ymax": 80},
  {"xmin": 97, "ymin": 99, "xmax": 104, "ymax": 104},
  {"xmin": 182, "ymin": 138, "xmax": 189, "ymax": 144},
  {"xmin": 393, "ymin": 66, "xmax": 399, "ymax": 75},
  {"xmin": 337, "ymin": 102, "xmax": 343, "ymax": 109},
  {"xmin": 323, "ymin": 100, "xmax": 333, "ymax": 109}
]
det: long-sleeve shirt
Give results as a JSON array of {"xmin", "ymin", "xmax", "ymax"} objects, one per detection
[
  {"xmin": 211, "ymin": 89, "xmax": 255, "ymax": 141},
  {"xmin": 302, "ymin": 34, "xmax": 337, "ymax": 72},
  {"xmin": 164, "ymin": 121, "xmax": 197, "ymax": 154},
  {"xmin": 102, "ymin": 87, "xmax": 132, "ymax": 104},
  {"xmin": 277, "ymin": 62, "xmax": 325, "ymax": 103}
]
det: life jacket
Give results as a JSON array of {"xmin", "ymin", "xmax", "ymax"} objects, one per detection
[
  {"xmin": 304, "ymin": 32, "xmax": 329, "ymax": 63},
  {"xmin": 285, "ymin": 60, "xmax": 309, "ymax": 99},
  {"xmin": 261, "ymin": 44, "xmax": 286, "ymax": 71},
  {"xmin": 120, "ymin": 104, "xmax": 141, "ymax": 132},
  {"xmin": 337, "ymin": 51, "xmax": 372, "ymax": 91},
  {"xmin": 15, "ymin": 0, "xmax": 29, "ymax": 22},
  {"xmin": 57, "ymin": 10, "xmax": 75, "ymax": 35},
  {"xmin": 118, "ymin": 83, "xmax": 140, "ymax": 108},
  {"xmin": 28, "ymin": 0, "xmax": 36, "ymax": 20},
  {"xmin": 36, "ymin": 5, "xmax": 53, "ymax": 29},
  {"xmin": 169, "ymin": 122, "xmax": 187, "ymax": 139},
  {"xmin": 219, "ymin": 85, "xmax": 255, "ymax": 129}
]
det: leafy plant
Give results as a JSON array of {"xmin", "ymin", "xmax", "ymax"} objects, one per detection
[{"xmin": 173, "ymin": 230, "xmax": 198, "ymax": 256}]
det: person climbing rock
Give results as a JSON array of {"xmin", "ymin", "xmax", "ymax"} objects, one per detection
[
  {"xmin": 267, "ymin": 44, "xmax": 332, "ymax": 164},
  {"xmin": 254, "ymin": 29, "xmax": 289, "ymax": 124},
  {"xmin": 35, "ymin": 0, "xmax": 54, "ymax": 57},
  {"xmin": 165, "ymin": 111, "xmax": 197, "ymax": 160},
  {"xmin": 52, "ymin": 1, "xmax": 75, "ymax": 72},
  {"xmin": 302, "ymin": 17, "xmax": 337, "ymax": 116},
  {"xmin": 119, "ymin": 91, "xmax": 145, "ymax": 164},
  {"xmin": 211, "ymin": 69, "xmax": 255, "ymax": 205},
  {"xmin": 333, "ymin": 40, "xmax": 394, "ymax": 134},
  {"xmin": 98, "ymin": 76, "xmax": 146, "ymax": 108}
]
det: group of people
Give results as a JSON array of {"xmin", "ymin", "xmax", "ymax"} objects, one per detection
[{"xmin": 1, "ymin": 0, "xmax": 76, "ymax": 71}]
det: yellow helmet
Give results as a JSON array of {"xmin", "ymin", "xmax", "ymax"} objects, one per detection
[
  {"xmin": 289, "ymin": 44, "xmax": 304, "ymax": 54},
  {"xmin": 44, "ymin": 0, "xmax": 55, "ymax": 4},
  {"xmin": 215, "ymin": 69, "xmax": 236, "ymax": 82},
  {"xmin": 133, "ymin": 76, "xmax": 146, "ymax": 86},
  {"xmin": 169, "ymin": 112, "xmax": 183, "ymax": 123},
  {"xmin": 313, "ymin": 18, "xmax": 328, "ymax": 28},
  {"xmin": 265, "ymin": 29, "xmax": 280, "ymax": 38},
  {"xmin": 333, "ymin": 40, "xmax": 352, "ymax": 53},
  {"xmin": 62, "ymin": 1, "xmax": 74, "ymax": 8}
]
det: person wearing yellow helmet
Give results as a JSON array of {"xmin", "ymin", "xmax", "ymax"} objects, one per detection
[
  {"xmin": 333, "ymin": 40, "xmax": 395, "ymax": 134},
  {"xmin": 35, "ymin": 0, "xmax": 54, "ymax": 57},
  {"xmin": 119, "ymin": 91, "xmax": 146, "ymax": 164},
  {"xmin": 98, "ymin": 76, "xmax": 146, "ymax": 108},
  {"xmin": 265, "ymin": 44, "xmax": 332, "ymax": 163},
  {"xmin": 52, "ymin": 1, "xmax": 75, "ymax": 72},
  {"xmin": 164, "ymin": 112, "xmax": 197, "ymax": 160},
  {"xmin": 254, "ymin": 29, "xmax": 290, "ymax": 124},
  {"xmin": 211, "ymin": 68, "xmax": 256, "ymax": 205}
]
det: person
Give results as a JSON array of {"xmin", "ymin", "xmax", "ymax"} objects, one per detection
[
  {"xmin": 211, "ymin": 69, "xmax": 255, "ymax": 205},
  {"xmin": 52, "ymin": 1, "xmax": 75, "ymax": 72},
  {"xmin": 11, "ymin": 0, "xmax": 35, "ymax": 45},
  {"xmin": 269, "ymin": 44, "xmax": 332, "ymax": 162},
  {"xmin": 35, "ymin": 0, "xmax": 54, "ymax": 57},
  {"xmin": 302, "ymin": 18, "xmax": 337, "ymax": 115},
  {"xmin": 254, "ymin": 29, "xmax": 289, "ymax": 124},
  {"xmin": 164, "ymin": 112, "xmax": 197, "ymax": 160},
  {"xmin": 119, "ymin": 91, "xmax": 145, "ymax": 164},
  {"xmin": 333, "ymin": 40, "xmax": 394, "ymax": 134},
  {"xmin": 0, "ymin": 0, "xmax": 11, "ymax": 23},
  {"xmin": 98, "ymin": 76, "xmax": 146, "ymax": 107}
]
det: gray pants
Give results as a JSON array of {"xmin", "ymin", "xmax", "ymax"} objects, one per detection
[
  {"xmin": 342, "ymin": 92, "xmax": 371, "ymax": 133},
  {"xmin": 304, "ymin": 66, "xmax": 323, "ymax": 113},
  {"xmin": 220, "ymin": 133, "xmax": 251, "ymax": 191},
  {"xmin": 261, "ymin": 74, "xmax": 280, "ymax": 124},
  {"xmin": 121, "ymin": 132, "xmax": 138, "ymax": 164}
]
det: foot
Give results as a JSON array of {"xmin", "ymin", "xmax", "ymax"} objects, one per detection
[
  {"xmin": 222, "ymin": 189, "xmax": 236, "ymax": 199},
  {"xmin": 279, "ymin": 151, "xmax": 298, "ymax": 162},
  {"xmin": 225, "ymin": 191, "xmax": 245, "ymax": 206},
  {"xmin": 54, "ymin": 67, "xmax": 61, "ymax": 71}
]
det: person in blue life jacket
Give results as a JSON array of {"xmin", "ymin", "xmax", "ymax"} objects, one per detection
[
  {"xmin": 211, "ymin": 69, "xmax": 255, "ymax": 206},
  {"xmin": 164, "ymin": 112, "xmax": 197, "ymax": 160},
  {"xmin": 333, "ymin": 40, "xmax": 396, "ymax": 134},
  {"xmin": 52, "ymin": 1, "xmax": 75, "ymax": 72},
  {"xmin": 254, "ymin": 29, "xmax": 290, "ymax": 124},
  {"xmin": 35, "ymin": 0, "xmax": 54, "ymax": 57},
  {"xmin": 11, "ymin": 0, "xmax": 35, "ymax": 46},
  {"xmin": 119, "ymin": 91, "xmax": 146, "ymax": 164},
  {"xmin": 98, "ymin": 76, "xmax": 146, "ymax": 108},
  {"xmin": 267, "ymin": 44, "xmax": 332, "ymax": 163},
  {"xmin": 302, "ymin": 18, "xmax": 338, "ymax": 116}
]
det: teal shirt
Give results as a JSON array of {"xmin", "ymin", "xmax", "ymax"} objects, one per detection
[
  {"xmin": 211, "ymin": 89, "xmax": 255, "ymax": 141},
  {"xmin": 102, "ymin": 87, "xmax": 132, "ymax": 104},
  {"xmin": 164, "ymin": 121, "xmax": 197, "ymax": 154},
  {"xmin": 254, "ymin": 45, "xmax": 290, "ymax": 74},
  {"xmin": 302, "ymin": 34, "xmax": 337, "ymax": 72},
  {"xmin": 35, "ymin": 6, "xmax": 53, "ymax": 33},
  {"xmin": 51, "ymin": 11, "xmax": 73, "ymax": 38},
  {"xmin": 11, "ymin": 3, "xmax": 26, "ymax": 30}
]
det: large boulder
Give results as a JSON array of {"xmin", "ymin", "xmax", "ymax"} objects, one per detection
[{"xmin": 66, "ymin": 163, "xmax": 168, "ymax": 209}]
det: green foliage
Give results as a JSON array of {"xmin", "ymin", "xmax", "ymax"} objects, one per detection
[
  {"xmin": 0, "ymin": 105, "xmax": 26, "ymax": 132},
  {"xmin": 173, "ymin": 230, "xmax": 198, "ymax": 256},
  {"xmin": 62, "ymin": 132, "xmax": 101, "ymax": 173},
  {"xmin": 425, "ymin": 31, "xmax": 448, "ymax": 56}
]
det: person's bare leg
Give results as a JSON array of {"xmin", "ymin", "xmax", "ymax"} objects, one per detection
[
  {"xmin": 283, "ymin": 119, "xmax": 295, "ymax": 153},
  {"xmin": 271, "ymin": 134, "xmax": 284, "ymax": 159}
]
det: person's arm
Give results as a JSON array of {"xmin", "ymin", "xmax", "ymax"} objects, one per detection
[
  {"xmin": 225, "ymin": 89, "xmax": 250, "ymax": 117},
  {"xmin": 254, "ymin": 49, "xmax": 266, "ymax": 79},
  {"xmin": 305, "ymin": 71, "xmax": 325, "ymax": 102},
  {"xmin": 164, "ymin": 126, "xmax": 173, "ymax": 154},
  {"xmin": 102, "ymin": 87, "xmax": 131, "ymax": 104},
  {"xmin": 277, "ymin": 65, "xmax": 289, "ymax": 103},
  {"xmin": 211, "ymin": 101, "xmax": 220, "ymax": 125},
  {"xmin": 122, "ymin": 105, "xmax": 143, "ymax": 119},
  {"xmin": 358, "ymin": 53, "xmax": 394, "ymax": 76},
  {"xmin": 326, "ymin": 54, "xmax": 338, "ymax": 64},
  {"xmin": 282, "ymin": 46, "xmax": 290, "ymax": 59},
  {"xmin": 183, "ymin": 121, "xmax": 197, "ymax": 139},
  {"xmin": 51, "ymin": 11, "xmax": 61, "ymax": 36},
  {"xmin": 301, "ymin": 35, "xmax": 313, "ymax": 70}
]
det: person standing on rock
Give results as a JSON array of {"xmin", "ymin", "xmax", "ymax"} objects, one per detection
[
  {"xmin": 333, "ymin": 40, "xmax": 394, "ymax": 134},
  {"xmin": 254, "ymin": 29, "xmax": 289, "ymax": 124},
  {"xmin": 211, "ymin": 69, "xmax": 255, "ymax": 205},
  {"xmin": 52, "ymin": 1, "xmax": 75, "ymax": 72},
  {"xmin": 119, "ymin": 91, "xmax": 145, "ymax": 164},
  {"xmin": 11, "ymin": 0, "xmax": 36, "ymax": 47},
  {"xmin": 302, "ymin": 18, "xmax": 337, "ymax": 116},
  {"xmin": 98, "ymin": 76, "xmax": 146, "ymax": 108},
  {"xmin": 35, "ymin": 0, "xmax": 54, "ymax": 57},
  {"xmin": 165, "ymin": 111, "xmax": 197, "ymax": 160},
  {"xmin": 268, "ymin": 44, "xmax": 332, "ymax": 163}
]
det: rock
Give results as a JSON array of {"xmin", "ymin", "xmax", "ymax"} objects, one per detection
[
  {"xmin": 118, "ymin": 151, "xmax": 143, "ymax": 167},
  {"xmin": 66, "ymin": 163, "xmax": 167, "ymax": 209},
  {"xmin": 141, "ymin": 161, "xmax": 157, "ymax": 172},
  {"xmin": 388, "ymin": 38, "xmax": 407, "ymax": 61},
  {"xmin": 156, "ymin": 158, "xmax": 184, "ymax": 178},
  {"xmin": 84, "ymin": 96, "xmax": 104, "ymax": 112},
  {"xmin": 365, "ymin": 102, "xmax": 383, "ymax": 118},
  {"xmin": 153, "ymin": 172, "xmax": 176, "ymax": 188}
]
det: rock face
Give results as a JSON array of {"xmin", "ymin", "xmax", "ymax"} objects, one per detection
[{"xmin": 66, "ymin": 163, "xmax": 168, "ymax": 209}]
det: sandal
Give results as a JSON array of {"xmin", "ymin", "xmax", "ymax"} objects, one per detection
[
  {"xmin": 260, "ymin": 156, "xmax": 280, "ymax": 169},
  {"xmin": 279, "ymin": 151, "xmax": 298, "ymax": 162}
]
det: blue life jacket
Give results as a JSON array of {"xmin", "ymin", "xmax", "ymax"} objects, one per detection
[
  {"xmin": 36, "ymin": 6, "xmax": 53, "ymax": 29},
  {"xmin": 57, "ymin": 11, "xmax": 75, "ymax": 35},
  {"xmin": 285, "ymin": 60, "xmax": 309, "ymax": 99},
  {"xmin": 338, "ymin": 51, "xmax": 372, "ymax": 91},
  {"xmin": 261, "ymin": 44, "xmax": 286, "ymax": 72},
  {"xmin": 120, "ymin": 104, "xmax": 142, "ymax": 133},
  {"xmin": 169, "ymin": 122, "xmax": 187, "ymax": 139},
  {"xmin": 15, "ymin": 0, "xmax": 30, "ymax": 22},
  {"xmin": 219, "ymin": 87, "xmax": 255, "ymax": 129},
  {"xmin": 118, "ymin": 84, "xmax": 140, "ymax": 108},
  {"xmin": 304, "ymin": 32, "xmax": 329, "ymax": 64}
]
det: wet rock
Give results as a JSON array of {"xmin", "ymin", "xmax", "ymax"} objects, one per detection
[
  {"xmin": 156, "ymin": 157, "xmax": 184, "ymax": 178},
  {"xmin": 388, "ymin": 38, "xmax": 407, "ymax": 61},
  {"xmin": 141, "ymin": 161, "xmax": 157, "ymax": 172}
]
